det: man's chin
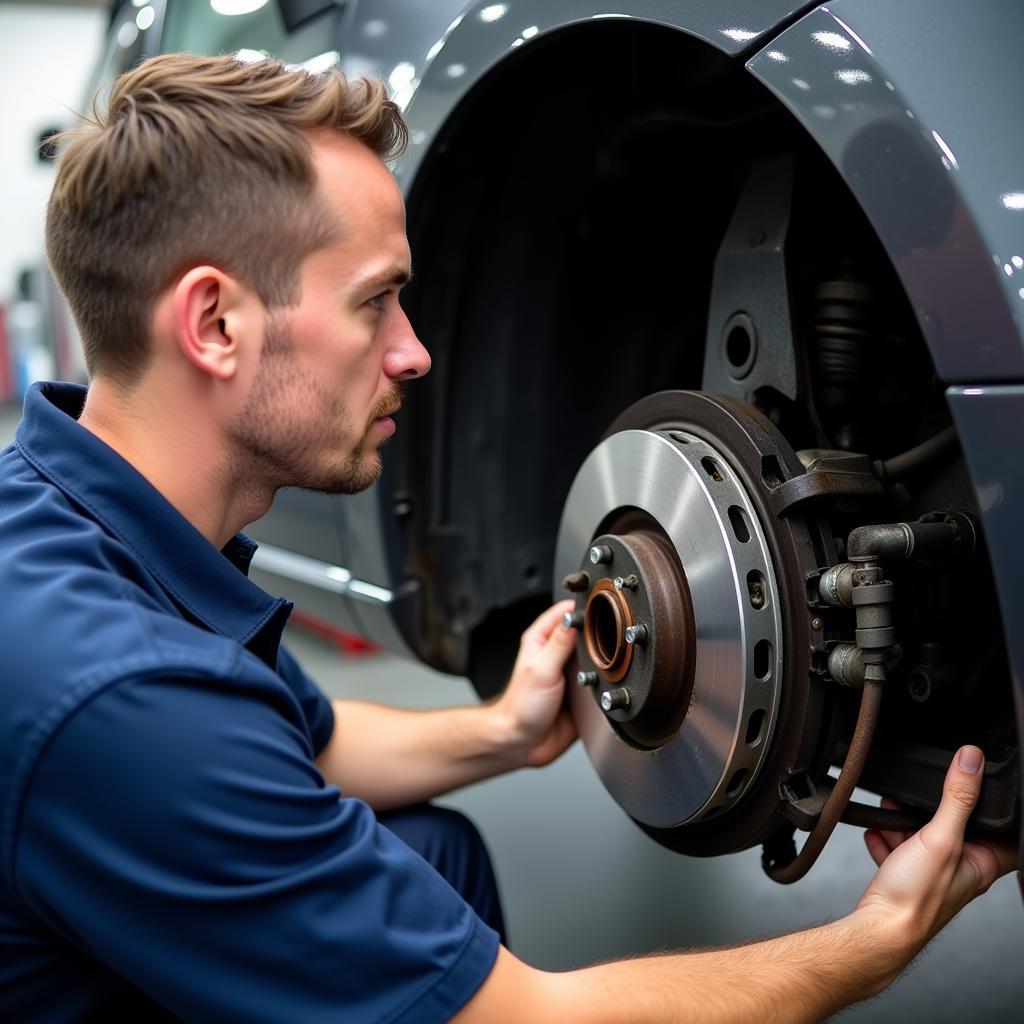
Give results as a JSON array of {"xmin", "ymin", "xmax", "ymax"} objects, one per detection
[{"xmin": 302, "ymin": 455, "xmax": 383, "ymax": 496}]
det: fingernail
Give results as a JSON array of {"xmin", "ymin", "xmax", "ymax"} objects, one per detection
[{"xmin": 958, "ymin": 746, "xmax": 982, "ymax": 773}]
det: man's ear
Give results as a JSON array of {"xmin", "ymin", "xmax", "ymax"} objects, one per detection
[{"xmin": 169, "ymin": 267, "xmax": 256, "ymax": 381}]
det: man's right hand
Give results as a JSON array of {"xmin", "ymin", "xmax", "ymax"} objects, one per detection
[
  {"xmin": 855, "ymin": 744, "xmax": 1018, "ymax": 955},
  {"xmin": 455, "ymin": 743, "xmax": 1020, "ymax": 1023}
]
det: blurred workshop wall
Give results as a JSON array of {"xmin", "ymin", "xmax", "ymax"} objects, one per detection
[{"xmin": 0, "ymin": 1, "xmax": 106, "ymax": 396}]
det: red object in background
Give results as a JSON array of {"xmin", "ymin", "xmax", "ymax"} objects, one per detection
[
  {"xmin": 289, "ymin": 608, "xmax": 379, "ymax": 654},
  {"xmin": 0, "ymin": 304, "xmax": 12, "ymax": 403}
]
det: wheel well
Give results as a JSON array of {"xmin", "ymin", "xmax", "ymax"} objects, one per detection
[{"xmin": 391, "ymin": 19, "xmax": 933, "ymax": 693}]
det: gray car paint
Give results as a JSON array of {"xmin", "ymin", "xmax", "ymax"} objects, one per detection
[
  {"xmin": 747, "ymin": 0, "xmax": 1024, "ymax": 384},
  {"xmin": 947, "ymin": 384, "xmax": 1024, "ymax": 882}
]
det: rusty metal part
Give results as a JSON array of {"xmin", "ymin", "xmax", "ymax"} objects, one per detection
[
  {"xmin": 562, "ymin": 571, "xmax": 591, "ymax": 593},
  {"xmin": 576, "ymin": 519, "xmax": 696, "ymax": 749},
  {"xmin": 767, "ymin": 678, "xmax": 884, "ymax": 884},
  {"xmin": 772, "ymin": 449, "xmax": 883, "ymax": 513},
  {"xmin": 583, "ymin": 577, "xmax": 634, "ymax": 683},
  {"xmin": 828, "ymin": 643, "xmax": 903, "ymax": 688},
  {"xmin": 819, "ymin": 563, "xmax": 857, "ymax": 608},
  {"xmin": 601, "ymin": 687, "xmax": 632, "ymax": 713},
  {"xmin": 562, "ymin": 609, "xmax": 584, "ymax": 630}
]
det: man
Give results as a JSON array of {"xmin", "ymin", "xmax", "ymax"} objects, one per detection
[{"xmin": 0, "ymin": 53, "xmax": 1015, "ymax": 1023}]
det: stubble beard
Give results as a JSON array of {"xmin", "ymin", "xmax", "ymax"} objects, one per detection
[{"xmin": 229, "ymin": 313, "xmax": 402, "ymax": 498}]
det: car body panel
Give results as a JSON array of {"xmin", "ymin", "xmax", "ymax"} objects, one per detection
[
  {"xmin": 345, "ymin": 0, "xmax": 821, "ymax": 188},
  {"xmin": 747, "ymin": 0, "xmax": 1024, "ymax": 384},
  {"xmin": 947, "ymin": 383, "xmax": 1024, "ymax": 875}
]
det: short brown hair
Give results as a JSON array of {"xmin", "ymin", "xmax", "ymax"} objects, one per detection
[{"xmin": 46, "ymin": 53, "xmax": 407, "ymax": 383}]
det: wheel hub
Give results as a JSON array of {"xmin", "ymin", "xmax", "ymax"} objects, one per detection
[{"xmin": 578, "ymin": 515, "xmax": 695, "ymax": 749}]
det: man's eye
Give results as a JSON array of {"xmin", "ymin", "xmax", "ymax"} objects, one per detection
[{"xmin": 368, "ymin": 292, "xmax": 390, "ymax": 313}]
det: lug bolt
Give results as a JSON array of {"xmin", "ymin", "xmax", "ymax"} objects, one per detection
[
  {"xmin": 562, "ymin": 571, "xmax": 591, "ymax": 593},
  {"xmin": 613, "ymin": 574, "xmax": 639, "ymax": 591},
  {"xmin": 811, "ymin": 617, "xmax": 823, "ymax": 631},
  {"xmin": 562, "ymin": 609, "xmax": 584, "ymax": 629},
  {"xmin": 600, "ymin": 687, "xmax": 632, "ymax": 713},
  {"xmin": 589, "ymin": 544, "xmax": 613, "ymax": 565},
  {"xmin": 577, "ymin": 670, "xmax": 598, "ymax": 686},
  {"xmin": 624, "ymin": 623, "xmax": 648, "ymax": 646}
]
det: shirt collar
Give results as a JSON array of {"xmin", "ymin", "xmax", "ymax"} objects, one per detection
[{"xmin": 16, "ymin": 381, "xmax": 291, "ymax": 660}]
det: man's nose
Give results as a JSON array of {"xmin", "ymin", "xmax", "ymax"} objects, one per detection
[{"xmin": 387, "ymin": 309, "xmax": 431, "ymax": 381}]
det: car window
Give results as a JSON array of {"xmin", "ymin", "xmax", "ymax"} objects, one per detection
[
  {"xmin": 86, "ymin": 1, "xmax": 167, "ymax": 111},
  {"xmin": 162, "ymin": 0, "xmax": 345, "ymax": 69}
]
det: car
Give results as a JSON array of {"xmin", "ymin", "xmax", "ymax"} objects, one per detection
[{"xmin": 85, "ymin": 0, "xmax": 1023, "ymax": 885}]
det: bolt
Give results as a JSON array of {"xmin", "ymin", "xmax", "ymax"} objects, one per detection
[
  {"xmin": 577, "ymin": 670, "xmax": 598, "ymax": 686},
  {"xmin": 562, "ymin": 571, "xmax": 591, "ymax": 593},
  {"xmin": 600, "ymin": 687, "xmax": 632, "ymax": 713},
  {"xmin": 907, "ymin": 670, "xmax": 932, "ymax": 703},
  {"xmin": 811, "ymin": 616, "xmax": 823, "ymax": 631},
  {"xmin": 589, "ymin": 544, "xmax": 613, "ymax": 565},
  {"xmin": 748, "ymin": 579, "xmax": 765, "ymax": 609},
  {"xmin": 613, "ymin": 574, "xmax": 639, "ymax": 591},
  {"xmin": 624, "ymin": 623, "xmax": 648, "ymax": 646},
  {"xmin": 562, "ymin": 610, "xmax": 584, "ymax": 630}
]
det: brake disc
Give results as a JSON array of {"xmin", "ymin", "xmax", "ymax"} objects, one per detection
[{"xmin": 554, "ymin": 391, "xmax": 837, "ymax": 856}]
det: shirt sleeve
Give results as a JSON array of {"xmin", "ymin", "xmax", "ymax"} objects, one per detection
[
  {"xmin": 14, "ymin": 673, "xmax": 499, "ymax": 1024},
  {"xmin": 275, "ymin": 641, "xmax": 335, "ymax": 757}
]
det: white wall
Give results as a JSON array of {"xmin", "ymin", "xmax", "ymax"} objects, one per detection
[{"xmin": 0, "ymin": 3, "xmax": 106, "ymax": 305}]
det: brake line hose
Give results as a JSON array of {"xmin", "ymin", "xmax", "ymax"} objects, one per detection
[
  {"xmin": 768, "ymin": 677, "xmax": 883, "ymax": 884},
  {"xmin": 769, "ymin": 557, "xmax": 896, "ymax": 883}
]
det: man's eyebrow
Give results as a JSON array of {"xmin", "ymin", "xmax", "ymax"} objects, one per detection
[{"xmin": 358, "ymin": 265, "xmax": 414, "ymax": 291}]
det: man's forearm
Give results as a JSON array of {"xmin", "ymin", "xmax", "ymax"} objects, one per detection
[
  {"xmin": 315, "ymin": 699, "xmax": 524, "ymax": 810},
  {"xmin": 457, "ymin": 908, "xmax": 910, "ymax": 1023},
  {"xmin": 551, "ymin": 909, "xmax": 904, "ymax": 1023}
]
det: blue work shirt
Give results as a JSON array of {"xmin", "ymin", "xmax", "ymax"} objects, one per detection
[{"xmin": 0, "ymin": 382, "xmax": 498, "ymax": 1023}]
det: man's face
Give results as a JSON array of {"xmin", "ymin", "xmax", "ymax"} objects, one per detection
[{"xmin": 229, "ymin": 133, "xmax": 430, "ymax": 495}]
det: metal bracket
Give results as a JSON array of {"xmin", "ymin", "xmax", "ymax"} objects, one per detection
[{"xmin": 701, "ymin": 153, "xmax": 799, "ymax": 403}]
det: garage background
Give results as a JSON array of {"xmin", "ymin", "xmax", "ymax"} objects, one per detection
[{"xmin": 1, "ymin": 2, "xmax": 1022, "ymax": 1019}]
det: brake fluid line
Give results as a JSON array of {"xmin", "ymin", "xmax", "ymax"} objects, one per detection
[
  {"xmin": 767, "ymin": 514, "xmax": 975, "ymax": 882},
  {"xmin": 768, "ymin": 560, "xmax": 892, "ymax": 884}
]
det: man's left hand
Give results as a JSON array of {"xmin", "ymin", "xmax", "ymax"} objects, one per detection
[{"xmin": 494, "ymin": 600, "xmax": 579, "ymax": 769}]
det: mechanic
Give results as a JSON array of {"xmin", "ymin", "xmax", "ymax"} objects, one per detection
[{"xmin": 0, "ymin": 53, "xmax": 1015, "ymax": 1023}]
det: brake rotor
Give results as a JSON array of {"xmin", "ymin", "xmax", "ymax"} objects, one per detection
[{"xmin": 554, "ymin": 391, "xmax": 836, "ymax": 856}]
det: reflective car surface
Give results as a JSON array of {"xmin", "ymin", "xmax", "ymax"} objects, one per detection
[{"xmin": 92, "ymin": 0, "xmax": 1024, "ymax": 885}]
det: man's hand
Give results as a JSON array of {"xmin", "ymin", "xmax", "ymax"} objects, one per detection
[
  {"xmin": 456, "ymin": 742, "xmax": 1020, "ymax": 1024},
  {"xmin": 855, "ymin": 745, "xmax": 1018, "ymax": 957},
  {"xmin": 493, "ymin": 599, "xmax": 579, "ymax": 769}
]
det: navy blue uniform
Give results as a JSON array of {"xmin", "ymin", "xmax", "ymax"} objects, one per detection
[{"xmin": 0, "ymin": 382, "xmax": 499, "ymax": 1022}]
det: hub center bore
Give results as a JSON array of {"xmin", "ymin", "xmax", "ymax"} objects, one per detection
[{"xmin": 584, "ymin": 580, "xmax": 633, "ymax": 681}]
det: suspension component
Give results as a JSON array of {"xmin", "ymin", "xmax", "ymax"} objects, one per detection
[{"xmin": 810, "ymin": 274, "xmax": 877, "ymax": 451}]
